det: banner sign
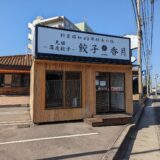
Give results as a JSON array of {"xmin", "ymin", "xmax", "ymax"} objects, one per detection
[{"xmin": 35, "ymin": 25, "xmax": 131, "ymax": 63}]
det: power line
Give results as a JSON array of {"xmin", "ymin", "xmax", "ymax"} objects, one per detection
[
  {"xmin": 131, "ymin": 0, "xmax": 138, "ymax": 26},
  {"xmin": 131, "ymin": 0, "xmax": 155, "ymax": 96},
  {"xmin": 150, "ymin": 0, "xmax": 155, "ymax": 55}
]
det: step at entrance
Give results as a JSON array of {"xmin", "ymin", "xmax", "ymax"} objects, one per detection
[{"xmin": 84, "ymin": 114, "xmax": 132, "ymax": 127}]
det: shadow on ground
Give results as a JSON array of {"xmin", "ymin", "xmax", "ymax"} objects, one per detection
[
  {"xmin": 38, "ymin": 150, "xmax": 107, "ymax": 160},
  {"xmin": 115, "ymin": 97, "xmax": 160, "ymax": 160}
]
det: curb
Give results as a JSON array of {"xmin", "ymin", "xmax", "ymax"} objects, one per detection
[
  {"xmin": 0, "ymin": 120, "xmax": 33, "ymax": 127},
  {"xmin": 101, "ymin": 99, "xmax": 147, "ymax": 160}
]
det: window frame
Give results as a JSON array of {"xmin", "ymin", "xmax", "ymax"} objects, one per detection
[
  {"xmin": 45, "ymin": 70, "xmax": 82, "ymax": 109},
  {"xmin": 65, "ymin": 71, "xmax": 82, "ymax": 108}
]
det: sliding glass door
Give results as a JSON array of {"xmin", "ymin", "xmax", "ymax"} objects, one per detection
[
  {"xmin": 96, "ymin": 72, "xmax": 125, "ymax": 114},
  {"xmin": 96, "ymin": 72, "xmax": 110, "ymax": 114},
  {"xmin": 110, "ymin": 73, "xmax": 125, "ymax": 112}
]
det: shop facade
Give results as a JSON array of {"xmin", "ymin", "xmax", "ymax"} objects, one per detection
[
  {"xmin": 0, "ymin": 55, "xmax": 32, "ymax": 95},
  {"xmin": 30, "ymin": 25, "xmax": 133, "ymax": 123}
]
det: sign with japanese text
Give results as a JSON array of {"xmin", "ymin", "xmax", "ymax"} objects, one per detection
[{"xmin": 35, "ymin": 25, "xmax": 131, "ymax": 62}]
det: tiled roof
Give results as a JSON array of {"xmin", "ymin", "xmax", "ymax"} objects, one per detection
[{"xmin": 0, "ymin": 54, "xmax": 33, "ymax": 69}]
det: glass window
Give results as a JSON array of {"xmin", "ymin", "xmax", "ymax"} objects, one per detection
[
  {"xmin": 46, "ymin": 71, "xmax": 63, "ymax": 108},
  {"xmin": 0, "ymin": 74, "xmax": 30, "ymax": 88},
  {"xmin": 0, "ymin": 74, "xmax": 4, "ymax": 87},
  {"xmin": 12, "ymin": 74, "xmax": 21, "ymax": 87},
  {"xmin": 45, "ymin": 71, "xmax": 82, "ymax": 109},
  {"xmin": 4, "ymin": 74, "xmax": 12, "ymax": 87},
  {"xmin": 21, "ymin": 74, "xmax": 30, "ymax": 87},
  {"xmin": 65, "ymin": 72, "xmax": 81, "ymax": 107},
  {"xmin": 110, "ymin": 73, "xmax": 125, "ymax": 112},
  {"xmin": 133, "ymin": 76, "xmax": 138, "ymax": 94}
]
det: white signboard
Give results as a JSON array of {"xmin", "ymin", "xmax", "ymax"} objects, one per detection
[{"xmin": 36, "ymin": 26, "xmax": 130, "ymax": 61}]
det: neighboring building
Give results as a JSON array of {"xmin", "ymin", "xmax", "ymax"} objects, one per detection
[
  {"xmin": 0, "ymin": 54, "xmax": 32, "ymax": 95},
  {"xmin": 75, "ymin": 22, "xmax": 94, "ymax": 32},
  {"xmin": 28, "ymin": 16, "xmax": 80, "ymax": 54},
  {"xmin": 28, "ymin": 16, "xmax": 93, "ymax": 54},
  {"xmin": 31, "ymin": 16, "xmax": 80, "ymax": 30}
]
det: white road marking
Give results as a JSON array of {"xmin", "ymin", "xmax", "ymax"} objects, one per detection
[{"xmin": 0, "ymin": 132, "xmax": 98, "ymax": 145}]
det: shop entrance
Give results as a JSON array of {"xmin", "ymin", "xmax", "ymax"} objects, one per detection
[{"xmin": 96, "ymin": 72, "xmax": 125, "ymax": 114}]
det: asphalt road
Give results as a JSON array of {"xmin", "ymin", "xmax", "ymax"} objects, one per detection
[{"xmin": 0, "ymin": 120, "xmax": 124, "ymax": 160}]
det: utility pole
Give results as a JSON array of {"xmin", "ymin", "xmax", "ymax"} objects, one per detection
[
  {"xmin": 137, "ymin": 0, "xmax": 143, "ymax": 98},
  {"xmin": 149, "ymin": 65, "xmax": 152, "ymax": 94},
  {"xmin": 146, "ymin": 52, "xmax": 150, "ymax": 97},
  {"xmin": 155, "ymin": 74, "xmax": 158, "ymax": 97}
]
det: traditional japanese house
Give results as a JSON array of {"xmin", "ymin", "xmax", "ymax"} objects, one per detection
[
  {"xmin": 0, "ymin": 54, "xmax": 32, "ymax": 95},
  {"xmin": 30, "ymin": 25, "xmax": 133, "ymax": 124}
]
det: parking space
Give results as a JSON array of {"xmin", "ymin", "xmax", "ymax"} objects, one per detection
[
  {"xmin": 0, "ymin": 95, "xmax": 126, "ymax": 159},
  {"xmin": 0, "ymin": 122, "xmax": 125, "ymax": 160},
  {"xmin": 0, "ymin": 95, "xmax": 30, "ymax": 126}
]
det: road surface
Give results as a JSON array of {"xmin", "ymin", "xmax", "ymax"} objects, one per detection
[{"xmin": 121, "ymin": 96, "xmax": 160, "ymax": 160}]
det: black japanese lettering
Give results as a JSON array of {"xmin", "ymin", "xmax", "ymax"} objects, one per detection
[
  {"xmin": 106, "ymin": 40, "xmax": 109, "ymax": 43},
  {"xmin": 111, "ymin": 47, "xmax": 118, "ymax": 55},
  {"xmin": 86, "ymin": 37, "xmax": 89, "ymax": 41},
  {"xmin": 60, "ymin": 33, "xmax": 65, "ymax": 38},
  {"xmin": 110, "ymin": 40, "xmax": 114, "ymax": 43},
  {"xmin": 91, "ymin": 45, "xmax": 98, "ymax": 53},
  {"xmin": 121, "ymin": 48, "xmax": 126, "ymax": 56},
  {"xmin": 61, "ymin": 41, "xmax": 65, "ymax": 45},
  {"xmin": 67, "ymin": 34, "xmax": 70, "ymax": 38},
  {"xmin": 67, "ymin": 47, "xmax": 71, "ymax": 51},
  {"xmin": 60, "ymin": 46, "xmax": 65, "ymax": 51},
  {"xmin": 72, "ymin": 35, "xmax": 76, "ymax": 39},
  {"xmin": 55, "ymin": 46, "xmax": 59, "ymax": 51},
  {"xmin": 91, "ymin": 37, "xmax": 94, "ymax": 41},
  {"xmin": 79, "ymin": 43, "xmax": 88, "ymax": 53},
  {"xmin": 95, "ymin": 38, "xmax": 99, "ymax": 42},
  {"xmin": 78, "ymin": 36, "xmax": 82, "ymax": 39},
  {"xmin": 49, "ymin": 45, "xmax": 54, "ymax": 50},
  {"xmin": 55, "ymin": 40, "xmax": 60, "ymax": 45}
]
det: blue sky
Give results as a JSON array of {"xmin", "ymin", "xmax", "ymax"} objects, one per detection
[{"xmin": 0, "ymin": 0, "xmax": 159, "ymax": 85}]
